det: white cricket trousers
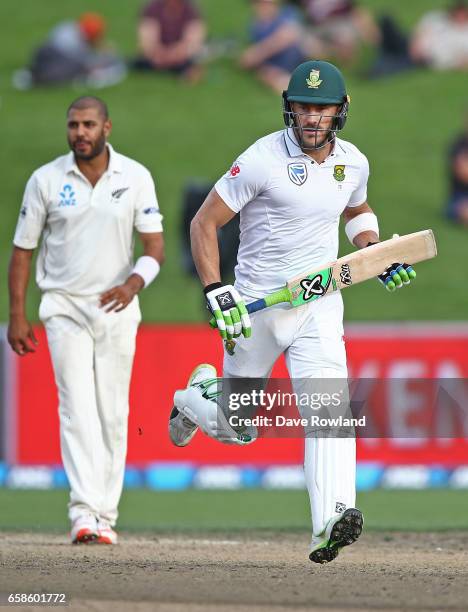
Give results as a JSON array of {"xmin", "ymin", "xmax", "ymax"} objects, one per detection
[
  {"xmin": 224, "ymin": 291, "xmax": 356, "ymax": 537},
  {"xmin": 39, "ymin": 291, "xmax": 141, "ymax": 526}
]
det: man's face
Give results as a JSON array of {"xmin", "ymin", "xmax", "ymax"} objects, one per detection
[
  {"xmin": 290, "ymin": 101, "xmax": 340, "ymax": 149},
  {"xmin": 67, "ymin": 107, "xmax": 111, "ymax": 160}
]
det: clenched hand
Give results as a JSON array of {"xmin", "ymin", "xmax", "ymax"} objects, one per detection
[{"xmin": 8, "ymin": 315, "xmax": 38, "ymax": 356}]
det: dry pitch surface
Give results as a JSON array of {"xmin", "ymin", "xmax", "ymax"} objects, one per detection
[{"xmin": 1, "ymin": 532, "xmax": 467, "ymax": 611}]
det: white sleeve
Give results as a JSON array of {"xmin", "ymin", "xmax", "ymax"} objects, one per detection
[
  {"xmin": 134, "ymin": 168, "xmax": 164, "ymax": 233},
  {"xmin": 13, "ymin": 173, "xmax": 47, "ymax": 249},
  {"xmin": 214, "ymin": 145, "xmax": 270, "ymax": 213},
  {"xmin": 347, "ymin": 155, "xmax": 369, "ymax": 207}
]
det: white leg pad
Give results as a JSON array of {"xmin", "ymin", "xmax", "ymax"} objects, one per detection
[{"xmin": 173, "ymin": 387, "xmax": 255, "ymax": 445}]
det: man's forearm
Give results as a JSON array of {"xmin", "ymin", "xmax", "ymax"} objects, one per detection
[
  {"xmin": 123, "ymin": 232, "xmax": 165, "ymax": 292},
  {"xmin": 190, "ymin": 217, "xmax": 221, "ymax": 288},
  {"xmin": 8, "ymin": 247, "xmax": 34, "ymax": 317},
  {"xmin": 354, "ymin": 230, "xmax": 379, "ymax": 249}
]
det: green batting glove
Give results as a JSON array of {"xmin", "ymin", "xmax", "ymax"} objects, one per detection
[
  {"xmin": 378, "ymin": 263, "xmax": 416, "ymax": 292},
  {"xmin": 204, "ymin": 283, "xmax": 252, "ymax": 341}
]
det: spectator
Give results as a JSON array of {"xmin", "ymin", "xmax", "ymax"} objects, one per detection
[
  {"xmin": 240, "ymin": 0, "xmax": 313, "ymax": 94},
  {"xmin": 447, "ymin": 115, "xmax": 468, "ymax": 225},
  {"xmin": 14, "ymin": 13, "xmax": 126, "ymax": 89},
  {"xmin": 366, "ymin": 14, "xmax": 415, "ymax": 79},
  {"xmin": 302, "ymin": 0, "xmax": 380, "ymax": 64},
  {"xmin": 134, "ymin": 0, "xmax": 206, "ymax": 82},
  {"xmin": 410, "ymin": 0, "xmax": 468, "ymax": 71}
]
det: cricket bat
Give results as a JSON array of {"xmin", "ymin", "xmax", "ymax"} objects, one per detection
[
  {"xmin": 246, "ymin": 229, "xmax": 437, "ymax": 313},
  {"xmin": 211, "ymin": 230, "xmax": 437, "ymax": 324}
]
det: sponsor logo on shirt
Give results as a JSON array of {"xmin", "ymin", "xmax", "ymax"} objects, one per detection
[
  {"xmin": 58, "ymin": 184, "xmax": 76, "ymax": 207},
  {"xmin": 143, "ymin": 207, "xmax": 159, "ymax": 215},
  {"xmin": 20, "ymin": 206, "xmax": 27, "ymax": 218},
  {"xmin": 288, "ymin": 163, "xmax": 308, "ymax": 186},
  {"xmin": 229, "ymin": 163, "xmax": 240, "ymax": 177},
  {"xmin": 112, "ymin": 187, "xmax": 129, "ymax": 200}
]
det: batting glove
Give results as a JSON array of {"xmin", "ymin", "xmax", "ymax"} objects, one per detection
[
  {"xmin": 378, "ymin": 262, "xmax": 416, "ymax": 292},
  {"xmin": 204, "ymin": 283, "xmax": 252, "ymax": 341},
  {"xmin": 368, "ymin": 235, "xmax": 416, "ymax": 293}
]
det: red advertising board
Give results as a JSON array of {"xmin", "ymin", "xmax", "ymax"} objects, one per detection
[{"xmin": 13, "ymin": 324, "xmax": 468, "ymax": 466}]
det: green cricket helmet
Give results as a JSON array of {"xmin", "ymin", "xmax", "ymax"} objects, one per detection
[{"xmin": 282, "ymin": 60, "xmax": 350, "ymax": 150}]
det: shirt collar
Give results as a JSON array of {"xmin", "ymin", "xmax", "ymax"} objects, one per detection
[
  {"xmin": 106, "ymin": 143, "xmax": 123, "ymax": 174},
  {"xmin": 284, "ymin": 128, "xmax": 342, "ymax": 162},
  {"xmin": 284, "ymin": 128, "xmax": 303, "ymax": 157},
  {"xmin": 65, "ymin": 143, "xmax": 123, "ymax": 176}
]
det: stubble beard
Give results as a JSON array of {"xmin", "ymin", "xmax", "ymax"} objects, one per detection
[{"xmin": 69, "ymin": 132, "xmax": 107, "ymax": 161}]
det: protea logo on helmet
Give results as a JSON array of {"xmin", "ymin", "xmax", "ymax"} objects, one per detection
[
  {"xmin": 306, "ymin": 69, "xmax": 322, "ymax": 89},
  {"xmin": 333, "ymin": 165, "xmax": 346, "ymax": 182}
]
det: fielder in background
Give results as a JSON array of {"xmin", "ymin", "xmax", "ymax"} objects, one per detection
[
  {"xmin": 8, "ymin": 96, "xmax": 164, "ymax": 545},
  {"xmin": 170, "ymin": 60, "xmax": 416, "ymax": 563}
]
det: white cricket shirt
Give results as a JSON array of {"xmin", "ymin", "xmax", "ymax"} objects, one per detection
[
  {"xmin": 215, "ymin": 129, "xmax": 369, "ymax": 299},
  {"xmin": 13, "ymin": 144, "xmax": 163, "ymax": 295}
]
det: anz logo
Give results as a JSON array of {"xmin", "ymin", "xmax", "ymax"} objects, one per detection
[{"xmin": 58, "ymin": 184, "xmax": 77, "ymax": 207}]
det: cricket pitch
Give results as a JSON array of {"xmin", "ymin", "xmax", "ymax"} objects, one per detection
[{"xmin": 1, "ymin": 531, "xmax": 468, "ymax": 611}]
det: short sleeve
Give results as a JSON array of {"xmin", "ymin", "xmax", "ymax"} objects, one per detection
[
  {"xmin": 214, "ymin": 146, "xmax": 270, "ymax": 213},
  {"xmin": 347, "ymin": 155, "xmax": 369, "ymax": 207},
  {"xmin": 13, "ymin": 173, "xmax": 47, "ymax": 249},
  {"xmin": 134, "ymin": 169, "xmax": 164, "ymax": 233}
]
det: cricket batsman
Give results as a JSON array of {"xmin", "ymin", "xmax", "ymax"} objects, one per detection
[
  {"xmin": 169, "ymin": 60, "xmax": 416, "ymax": 563},
  {"xmin": 8, "ymin": 96, "xmax": 164, "ymax": 544}
]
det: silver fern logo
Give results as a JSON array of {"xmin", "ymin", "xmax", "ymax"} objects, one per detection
[{"xmin": 111, "ymin": 187, "xmax": 129, "ymax": 200}]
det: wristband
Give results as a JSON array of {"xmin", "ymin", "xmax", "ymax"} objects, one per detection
[
  {"xmin": 132, "ymin": 256, "xmax": 160, "ymax": 288},
  {"xmin": 345, "ymin": 212, "xmax": 379, "ymax": 245},
  {"xmin": 203, "ymin": 282, "xmax": 222, "ymax": 295}
]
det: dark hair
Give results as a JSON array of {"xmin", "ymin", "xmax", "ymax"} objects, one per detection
[{"xmin": 67, "ymin": 96, "xmax": 109, "ymax": 119}]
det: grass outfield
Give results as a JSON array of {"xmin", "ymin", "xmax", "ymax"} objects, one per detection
[
  {"xmin": 0, "ymin": 489, "xmax": 467, "ymax": 532},
  {"xmin": 0, "ymin": 0, "xmax": 465, "ymax": 322}
]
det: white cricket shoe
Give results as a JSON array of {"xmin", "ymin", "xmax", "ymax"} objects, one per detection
[
  {"xmin": 169, "ymin": 363, "xmax": 219, "ymax": 447},
  {"xmin": 96, "ymin": 519, "xmax": 118, "ymax": 544},
  {"xmin": 309, "ymin": 508, "xmax": 363, "ymax": 564},
  {"xmin": 71, "ymin": 513, "xmax": 99, "ymax": 544}
]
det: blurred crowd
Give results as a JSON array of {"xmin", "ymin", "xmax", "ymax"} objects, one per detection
[
  {"xmin": 13, "ymin": 0, "xmax": 468, "ymax": 91},
  {"xmin": 11, "ymin": 0, "xmax": 468, "ymax": 228},
  {"xmin": 447, "ymin": 109, "xmax": 468, "ymax": 226}
]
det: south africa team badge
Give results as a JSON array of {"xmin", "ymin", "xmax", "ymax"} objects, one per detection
[
  {"xmin": 333, "ymin": 165, "xmax": 346, "ymax": 182},
  {"xmin": 288, "ymin": 163, "xmax": 307, "ymax": 186},
  {"xmin": 306, "ymin": 69, "xmax": 322, "ymax": 89}
]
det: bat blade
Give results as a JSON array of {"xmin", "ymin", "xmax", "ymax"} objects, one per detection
[{"xmin": 287, "ymin": 229, "xmax": 437, "ymax": 308}]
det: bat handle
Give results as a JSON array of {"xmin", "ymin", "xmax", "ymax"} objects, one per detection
[
  {"xmin": 246, "ymin": 298, "xmax": 267, "ymax": 314},
  {"xmin": 208, "ymin": 298, "xmax": 268, "ymax": 327}
]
